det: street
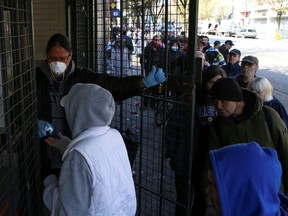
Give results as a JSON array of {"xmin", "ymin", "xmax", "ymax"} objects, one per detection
[{"xmin": 208, "ymin": 35, "xmax": 288, "ymax": 109}]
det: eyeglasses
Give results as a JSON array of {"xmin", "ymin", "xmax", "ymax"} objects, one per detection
[
  {"xmin": 241, "ymin": 62, "xmax": 255, "ymax": 67},
  {"xmin": 48, "ymin": 55, "xmax": 70, "ymax": 62}
]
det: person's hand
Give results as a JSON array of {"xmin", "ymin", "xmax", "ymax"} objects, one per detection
[
  {"xmin": 143, "ymin": 66, "xmax": 166, "ymax": 88},
  {"xmin": 44, "ymin": 132, "xmax": 63, "ymax": 148},
  {"xmin": 38, "ymin": 120, "xmax": 53, "ymax": 138}
]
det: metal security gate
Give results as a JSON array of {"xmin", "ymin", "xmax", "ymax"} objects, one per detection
[
  {"xmin": 67, "ymin": 0, "xmax": 199, "ymax": 215},
  {"xmin": 0, "ymin": 1, "xmax": 41, "ymax": 215}
]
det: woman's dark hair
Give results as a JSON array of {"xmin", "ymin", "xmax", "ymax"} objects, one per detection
[
  {"xmin": 202, "ymin": 65, "xmax": 227, "ymax": 86},
  {"xmin": 46, "ymin": 33, "xmax": 72, "ymax": 55}
]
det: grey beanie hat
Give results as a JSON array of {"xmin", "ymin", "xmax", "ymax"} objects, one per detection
[{"xmin": 211, "ymin": 78, "xmax": 243, "ymax": 102}]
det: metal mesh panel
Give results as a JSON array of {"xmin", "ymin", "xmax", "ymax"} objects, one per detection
[
  {"xmin": 74, "ymin": 0, "xmax": 89, "ymax": 67},
  {"xmin": 0, "ymin": 1, "xmax": 40, "ymax": 215},
  {"xmin": 68, "ymin": 0, "xmax": 108, "ymax": 72},
  {"xmin": 112, "ymin": 94, "xmax": 191, "ymax": 215},
  {"xmin": 68, "ymin": 0, "xmax": 197, "ymax": 215}
]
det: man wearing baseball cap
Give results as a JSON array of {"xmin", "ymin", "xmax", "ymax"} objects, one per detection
[
  {"xmin": 205, "ymin": 78, "xmax": 288, "ymax": 196},
  {"xmin": 221, "ymin": 48, "xmax": 241, "ymax": 78},
  {"xmin": 234, "ymin": 55, "xmax": 259, "ymax": 87},
  {"xmin": 218, "ymin": 40, "xmax": 234, "ymax": 63}
]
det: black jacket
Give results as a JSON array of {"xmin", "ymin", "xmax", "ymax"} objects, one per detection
[
  {"xmin": 37, "ymin": 60, "xmax": 145, "ymax": 178},
  {"xmin": 36, "ymin": 60, "xmax": 144, "ymax": 135},
  {"xmin": 168, "ymin": 43, "xmax": 186, "ymax": 75},
  {"xmin": 222, "ymin": 62, "xmax": 241, "ymax": 78},
  {"xmin": 218, "ymin": 44, "xmax": 229, "ymax": 63},
  {"xmin": 141, "ymin": 43, "xmax": 165, "ymax": 74}
]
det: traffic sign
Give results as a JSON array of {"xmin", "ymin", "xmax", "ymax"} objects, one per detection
[
  {"xmin": 111, "ymin": 9, "xmax": 121, "ymax": 17},
  {"xmin": 110, "ymin": 2, "xmax": 116, "ymax": 10}
]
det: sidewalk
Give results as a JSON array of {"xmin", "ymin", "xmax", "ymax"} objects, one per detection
[{"xmin": 257, "ymin": 34, "xmax": 288, "ymax": 41}]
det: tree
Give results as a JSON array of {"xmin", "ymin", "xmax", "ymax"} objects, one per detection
[
  {"xmin": 147, "ymin": 0, "xmax": 165, "ymax": 30},
  {"xmin": 174, "ymin": 0, "xmax": 189, "ymax": 31},
  {"xmin": 214, "ymin": 1, "xmax": 234, "ymax": 21},
  {"xmin": 198, "ymin": 0, "xmax": 232, "ymax": 21},
  {"xmin": 198, "ymin": 0, "xmax": 218, "ymax": 20},
  {"xmin": 127, "ymin": 0, "xmax": 155, "ymax": 28},
  {"xmin": 261, "ymin": 0, "xmax": 288, "ymax": 36}
]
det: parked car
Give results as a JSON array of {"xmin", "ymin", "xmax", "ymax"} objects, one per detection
[{"xmin": 235, "ymin": 28, "xmax": 257, "ymax": 38}]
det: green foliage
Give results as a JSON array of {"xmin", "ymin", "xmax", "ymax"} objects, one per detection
[
  {"xmin": 198, "ymin": 0, "xmax": 233, "ymax": 20},
  {"xmin": 261, "ymin": 0, "xmax": 288, "ymax": 33}
]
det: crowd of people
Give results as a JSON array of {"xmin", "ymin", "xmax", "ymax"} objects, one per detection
[
  {"xmin": 37, "ymin": 32, "xmax": 288, "ymax": 216},
  {"xmin": 165, "ymin": 34, "xmax": 288, "ymax": 215},
  {"xmin": 107, "ymin": 27, "xmax": 188, "ymax": 77},
  {"xmin": 193, "ymin": 39, "xmax": 288, "ymax": 215}
]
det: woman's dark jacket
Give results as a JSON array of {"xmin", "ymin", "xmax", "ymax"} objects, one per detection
[
  {"xmin": 141, "ymin": 43, "xmax": 165, "ymax": 74},
  {"xmin": 168, "ymin": 43, "xmax": 186, "ymax": 75},
  {"xmin": 265, "ymin": 96, "xmax": 288, "ymax": 128}
]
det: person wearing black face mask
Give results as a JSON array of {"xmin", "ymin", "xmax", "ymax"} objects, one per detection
[
  {"xmin": 36, "ymin": 33, "xmax": 166, "ymax": 180},
  {"xmin": 168, "ymin": 40, "xmax": 186, "ymax": 75}
]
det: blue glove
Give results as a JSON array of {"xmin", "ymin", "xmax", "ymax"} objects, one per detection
[
  {"xmin": 143, "ymin": 66, "xmax": 166, "ymax": 88},
  {"xmin": 37, "ymin": 120, "xmax": 54, "ymax": 138}
]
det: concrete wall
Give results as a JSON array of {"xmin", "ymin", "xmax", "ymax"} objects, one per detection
[{"xmin": 33, "ymin": 0, "xmax": 66, "ymax": 63}]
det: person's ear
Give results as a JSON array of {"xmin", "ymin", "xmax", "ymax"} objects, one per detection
[{"xmin": 255, "ymin": 65, "xmax": 259, "ymax": 72}]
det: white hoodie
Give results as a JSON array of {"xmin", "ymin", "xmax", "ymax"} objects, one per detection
[{"xmin": 43, "ymin": 83, "xmax": 136, "ymax": 215}]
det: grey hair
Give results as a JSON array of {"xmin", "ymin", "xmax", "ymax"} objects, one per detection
[{"xmin": 247, "ymin": 76, "xmax": 273, "ymax": 101}]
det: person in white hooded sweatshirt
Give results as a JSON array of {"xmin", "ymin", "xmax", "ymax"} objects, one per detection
[{"xmin": 43, "ymin": 83, "xmax": 136, "ymax": 216}]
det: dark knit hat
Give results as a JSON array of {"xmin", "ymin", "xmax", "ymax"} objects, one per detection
[{"xmin": 211, "ymin": 78, "xmax": 243, "ymax": 102}]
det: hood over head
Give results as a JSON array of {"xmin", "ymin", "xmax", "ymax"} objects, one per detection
[
  {"xmin": 209, "ymin": 142, "xmax": 282, "ymax": 216},
  {"xmin": 61, "ymin": 83, "xmax": 115, "ymax": 138},
  {"xmin": 169, "ymin": 39, "xmax": 180, "ymax": 49}
]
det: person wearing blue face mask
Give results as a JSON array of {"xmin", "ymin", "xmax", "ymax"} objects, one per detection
[
  {"xmin": 36, "ymin": 33, "xmax": 166, "ymax": 180},
  {"xmin": 168, "ymin": 40, "xmax": 186, "ymax": 75},
  {"xmin": 171, "ymin": 45, "xmax": 178, "ymax": 52}
]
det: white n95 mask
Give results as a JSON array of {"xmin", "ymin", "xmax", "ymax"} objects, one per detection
[{"xmin": 49, "ymin": 61, "xmax": 67, "ymax": 75}]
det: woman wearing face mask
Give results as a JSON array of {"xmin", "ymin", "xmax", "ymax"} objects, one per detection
[
  {"xmin": 36, "ymin": 33, "xmax": 166, "ymax": 180},
  {"xmin": 168, "ymin": 40, "xmax": 186, "ymax": 75}
]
